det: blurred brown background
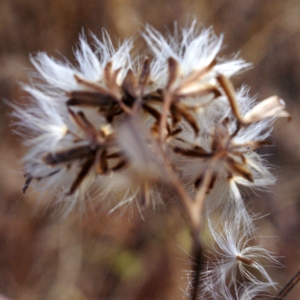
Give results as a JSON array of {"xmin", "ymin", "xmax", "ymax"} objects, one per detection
[{"xmin": 0, "ymin": 0, "xmax": 300, "ymax": 299}]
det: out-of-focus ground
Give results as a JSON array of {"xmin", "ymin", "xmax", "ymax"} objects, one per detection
[{"xmin": 0, "ymin": 1, "xmax": 299, "ymax": 299}]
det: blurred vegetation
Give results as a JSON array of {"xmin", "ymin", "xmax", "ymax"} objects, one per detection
[{"xmin": 0, "ymin": 1, "xmax": 299, "ymax": 299}]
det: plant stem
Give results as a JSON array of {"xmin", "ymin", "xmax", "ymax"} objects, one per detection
[
  {"xmin": 274, "ymin": 270, "xmax": 300, "ymax": 299},
  {"xmin": 190, "ymin": 230, "xmax": 204, "ymax": 300}
]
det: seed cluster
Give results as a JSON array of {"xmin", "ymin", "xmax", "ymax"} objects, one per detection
[{"xmin": 13, "ymin": 23, "xmax": 290, "ymax": 298}]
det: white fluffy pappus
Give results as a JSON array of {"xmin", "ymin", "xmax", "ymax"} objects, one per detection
[
  {"xmin": 12, "ymin": 32, "xmax": 136, "ymax": 213},
  {"xmin": 29, "ymin": 32, "xmax": 134, "ymax": 98},
  {"xmin": 201, "ymin": 217, "xmax": 280, "ymax": 297},
  {"xmin": 143, "ymin": 21, "xmax": 250, "ymax": 88}
]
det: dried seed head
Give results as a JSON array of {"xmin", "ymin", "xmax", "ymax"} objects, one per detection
[
  {"xmin": 11, "ymin": 23, "xmax": 289, "ymax": 298},
  {"xmin": 12, "ymin": 23, "xmax": 288, "ymax": 219}
]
